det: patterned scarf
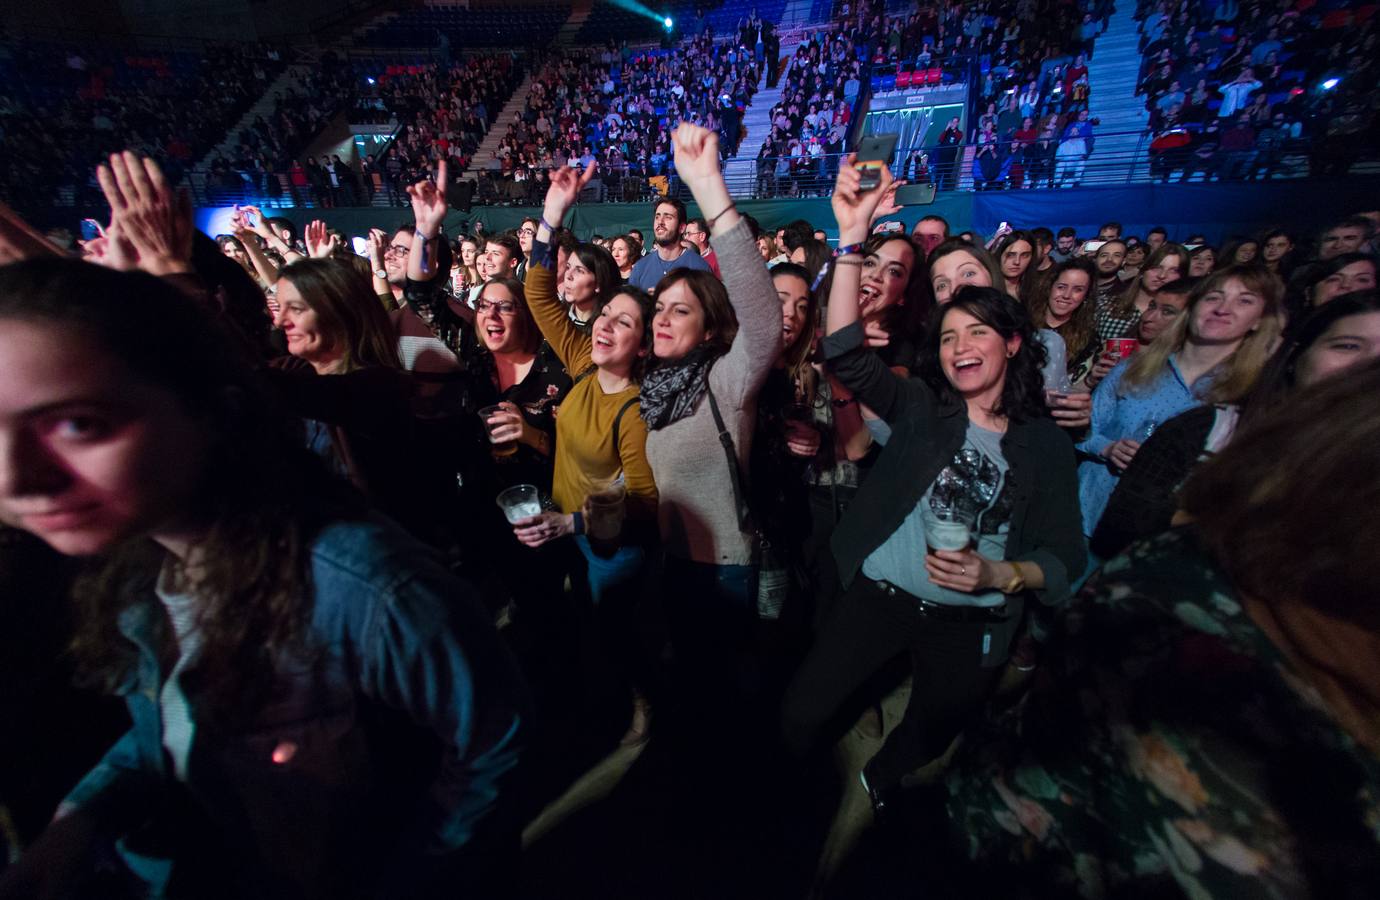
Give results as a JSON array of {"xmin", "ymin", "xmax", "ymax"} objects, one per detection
[{"xmin": 638, "ymin": 343, "xmax": 722, "ymax": 431}]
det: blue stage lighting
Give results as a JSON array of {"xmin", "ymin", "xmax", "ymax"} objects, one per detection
[
  {"xmin": 663, "ymin": 16, "xmax": 674, "ymax": 29},
  {"xmin": 1321, "ymin": 77, "xmax": 1340, "ymax": 90}
]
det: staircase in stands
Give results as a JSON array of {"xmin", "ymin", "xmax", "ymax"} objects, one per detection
[
  {"xmin": 722, "ymin": 2, "xmax": 812, "ymax": 194},
  {"xmin": 459, "ymin": 1, "xmax": 591, "ymax": 181},
  {"xmin": 1086, "ymin": 3, "xmax": 1152, "ymax": 183},
  {"xmin": 193, "ymin": 60, "xmax": 317, "ymax": 173}
]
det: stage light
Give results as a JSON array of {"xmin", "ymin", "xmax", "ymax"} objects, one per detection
[
  {"xmin": 663, "ymin": 16, "xmax": 674, "ymax": 29},
  {"xmin": 366, "ymin": 77, "xmax": 376, "ymax": 85},
  {"xmin": 1321, "ymin": 77, "xmax": 1340, "ymax": 90}
]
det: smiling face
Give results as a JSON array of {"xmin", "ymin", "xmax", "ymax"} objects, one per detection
[
  {"xmin": 0, "ymin": 320, "xmax": 208, "ymax": 556},
  {"xmin": 938, "ymin": 307, "xmax": 1019, "ymax": 400},
  {"xmin": 484, "ymin": 242, "xmax": 517, "ymax": 281},
  {"xmin": 474, "ymin": 283, "xmax": 527, "ymax": 354},
  {"xmin": 774, "ymin": 271, "xmax": 811, "ymax": 353},
  {"xmin": 273, "ymin": 279, "xmax": 338, "ymax": 370},
  {"xmin": 1189, "ymin": 277, "xmax": 1266, "ymax": 345},
  {"xmin": 1314, "ymin": 260, "xmax": 1377, "ymax": 306},
  {"xmin": 591, "ymin": 293, "xmax": 647, "ymax": 371},
  {"xmin": 384, "ymin": 230, "xmax": 412, "ymax": 283},
  {"xmin": 1047, "ymin": 268, "xmax": 1091, "ymax": 323},
  {"xmin": 1296, "ymin": 312, "xmax": 1380, "ymax": 386},
  {"xmin": 999, "ymin": 239, "xmax": 1033, "ymax": 284},
  {"xmin": 1140, "ymin": 254, "xmax": 1183, "ymax": 293},
  {"xmin": 931, "ymin": 249, "xmax": 992, "ymax": 305},
  {"xmin": 859, "ymin": 239, "xmax": 915, "ymax": 319},
  {"xmin": 652, "ymin": 280, "xmax": 709, "ymax": 361}
]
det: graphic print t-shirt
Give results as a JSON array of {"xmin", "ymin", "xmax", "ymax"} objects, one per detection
[{"xmin": 862, "ymin": 421, "xmax": 1013, "ymax": 607}]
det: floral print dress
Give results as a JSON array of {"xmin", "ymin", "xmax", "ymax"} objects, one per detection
[{"xmin": 945, "ymin": 528, "xmax": 1380, "ymax": 899}]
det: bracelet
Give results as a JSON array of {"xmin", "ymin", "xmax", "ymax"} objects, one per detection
[
  {"xmin": 832, "ymin": 258, "xmax": 862, "ymax": 266},
  {"xmin": 831, "ymin": 396, "xmax": 857, "ymax": 407},
  {"xmin": 705, "ymin": 203, "xmax": 736, "ymax": 229},
  {"xmin": 834, "ymin": 242, "xmax": 865, "ymax": 257},
  {"xmin": 571, "ymin": 511, "xmax": 585, "ymax": 535},
  {"xmin": 540, "ymin": 215, "xmax": 561, "ymax": 233}
]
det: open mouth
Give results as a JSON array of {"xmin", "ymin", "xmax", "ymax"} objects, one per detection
[
  {"xmin": 593, "ymin": 332, "xmax": 614, "ymax": 349},
  {"xmin": 952, "ymin": 358, "xmax": 983, "ymax": 374}
]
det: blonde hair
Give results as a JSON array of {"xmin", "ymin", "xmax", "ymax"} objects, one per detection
[{"xmin": 1121, "ymin": 265, "xmax": 1285, "ymax": 404}]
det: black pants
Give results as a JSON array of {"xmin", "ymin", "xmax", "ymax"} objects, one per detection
[{"xmin": 781, "ymin": 577, "xmax": 1009, "ymax": 792}]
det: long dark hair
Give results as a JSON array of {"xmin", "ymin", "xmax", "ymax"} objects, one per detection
[
  {"xmin": 1026, "ymin": 257, "xmax": 1098, "ymax": 361},
  {"xmin": 476, "ymin": 275, "xmax": 541, "ymax": 355},
  {"xmin": 864, "ymin": 233, "xmax": 933, "ymax": 344},
  {"xmin": 278, "ymin": 259, "xmax": 402, "ymax": 372},
  {"xmin": 0, "ymin": 259, "xmax": 356, "ymax": 721},
  {"xmin": 573, "ymin": 242, "xmax": 622, "ymax": 305},
  {"xmin": 917, "ymin": 285, "xmax": 1048, "ymax": 423},
  {"xmin": 1242, "ymin": 289, "xmax": 1380, "ymax": 427},
  {"xmin": 597, "ymin": 284, "xmax": 658, "ymax": 382}
]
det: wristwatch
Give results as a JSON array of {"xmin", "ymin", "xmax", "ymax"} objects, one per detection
[
  {"xmin": 373, "ymin": 268, "xmax": 388, "ymax": 280},
  {"xmin": 1002, "ymin": 560, "xmax": 1027, "ymax": 594}
]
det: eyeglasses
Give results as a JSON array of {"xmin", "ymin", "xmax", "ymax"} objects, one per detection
[
  {"xmin": 385, "ymin": 244, "xmax": 411, "ymax": 256},
  {"xmin": 519, "ymin": 227, "xmax": 536, "ymax": 236},
  {"xmin": 475, "ymin": 299, "xmax": 518, "ymax": 315}
]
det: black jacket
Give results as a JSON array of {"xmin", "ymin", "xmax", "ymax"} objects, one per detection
[{"xmin": 823, "ymin": 322, "xmax": 1086, "ymax": 605}]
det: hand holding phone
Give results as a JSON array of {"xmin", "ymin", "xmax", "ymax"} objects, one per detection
[{"xmin": 852, "ymin": 133, "xmax": 899, "ymax": 191}]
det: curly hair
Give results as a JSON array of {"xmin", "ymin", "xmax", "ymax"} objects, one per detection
[
  {"xmin": 0, "ymin": 259, "xmax": 359, "ymax": 723},
  {"xmin": 916, "ymin": 285, "xmax": 1049, "ymax": 423},
  {"xmin": 1027, "ymin": 257, "xmax": 1098, "ymax": 363}
]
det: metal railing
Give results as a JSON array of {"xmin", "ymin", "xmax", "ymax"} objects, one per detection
[{"xmin": 39, "ymin": 130, "xmax": 1373, "ymax": 214}]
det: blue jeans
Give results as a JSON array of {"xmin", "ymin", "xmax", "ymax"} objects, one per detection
[{"xmin": 573, "ymin": 536, "xmax": 644, "ymax": 606}]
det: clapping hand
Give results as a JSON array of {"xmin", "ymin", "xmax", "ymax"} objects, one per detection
[
  {"xmin": 407, "ymin": 159, "xmax": 448, "ymax": 239},
  {"xmin": 304, "ymin": 220, "xmax": 339, "ymax": 258},
  {"xmin": 96, "ymin": 151, "xmax": 193, "ymax": 276},
  {"xmin": 832, "ymin": 155, "xmax": 895, "ymax": 243}
]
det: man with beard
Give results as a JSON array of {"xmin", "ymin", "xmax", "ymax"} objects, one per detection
[
  {"xmin": 628, "ymin": 197, "xmax": 711, "ymax": 291},
  {"xmin": 1091, "ymin": 238, "xmax": 1128, "ymax": 308},
  {"xmin": 1048, "ymin": 226, "xmax": 1078, "ymax": 263}
]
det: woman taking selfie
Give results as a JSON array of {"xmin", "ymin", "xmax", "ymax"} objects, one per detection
[
  {"xmin": 782, "ymin": 159, "xmax": 1085, "ymax": 815},
  {"xmin": 0, "ymin": 259, "xmax": 526, "ymax": 900},
  {"xmin": 1077, "ymin": 265, "xmax": 1284, "ymax": 539}
]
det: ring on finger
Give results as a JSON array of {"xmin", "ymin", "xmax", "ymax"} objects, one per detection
[{"xmin": 960, "ymin": 566, "xmax": 966, "ymax": 576}]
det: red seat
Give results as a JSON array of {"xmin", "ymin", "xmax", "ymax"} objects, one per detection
[
  {"xmin": 925, "ymin": 67, "xmax": 942, "ymax": 85},
  {"xmin": 896, "ymin": 71, "xmax": 913, "ymax": 88}
]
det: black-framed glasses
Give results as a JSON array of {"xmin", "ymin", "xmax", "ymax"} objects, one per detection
[
  {"xmin": 385, "ymin": 244, "xmax": 411, "ymax": 256},
  {"xmin": 476, "ymin": 299, "xmax": 518, "ymax": 315}
]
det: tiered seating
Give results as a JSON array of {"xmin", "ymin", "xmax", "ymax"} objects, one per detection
[
  {"xmin": 358, "ymin": 4, "xmax": 570, "ymax": 49},
  {"xmin": 1137, "ymin": 0, "xmax": 1378, "ymax": 181},
  {"xmin": 0, "ymin": 39, "xmax": 286, "ymax": 219}
]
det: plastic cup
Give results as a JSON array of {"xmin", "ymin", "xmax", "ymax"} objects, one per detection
[
  {"xmin": 586, "ymin": 482, "xmax": 627, "ymax": 541},
  {"xmin": 1106, "ymin": 338, "xmax": 1140, "ymax": 358},
  {"xmin": 496, "ymin": 484, "xmax": 542, "ymax": 524},
  {"xmin": 922, "ymin": 505, "xmax": 975, "ymax": 553},
  {"xmin": 479, "ymin": 404, "xmax": 518, "ymax": 458}
]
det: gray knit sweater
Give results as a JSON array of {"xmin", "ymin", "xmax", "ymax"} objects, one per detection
[{"xmin": 643, "ymin": 217, "xmax": 782, "ymax": 565}]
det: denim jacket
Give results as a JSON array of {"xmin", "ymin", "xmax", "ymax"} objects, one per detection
[{"xmin": 63, "ymin": 517, "xmax": 528, "ymax": 898}]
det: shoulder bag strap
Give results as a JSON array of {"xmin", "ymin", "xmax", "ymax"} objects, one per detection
[
  {"xmin": 706, "ymin": 385, "xmax": 754, "ymax": 533},
  {"xmin": 611, "ymin": 395, "xmax": 639, "ymax": 452}
]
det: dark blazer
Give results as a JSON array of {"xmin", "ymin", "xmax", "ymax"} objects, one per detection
[{"xmin": 823, "ymin": 322, "xmax": 1086, "ymax": 604}]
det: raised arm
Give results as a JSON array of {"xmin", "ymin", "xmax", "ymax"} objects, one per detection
[
  {"xmin": 672, "ymin": 123, "xmax": 782, "ymax": 405},
  {"xmin": 406, "ymin": 160, "xmax": 449, "ymax": 285},
  {"xmin": 822, "ymin": 156, "xmax": 928, "ymax": 422},
  {"xmin": 524, "ymin": 164, "xmax": 597, "ymax": 372}
]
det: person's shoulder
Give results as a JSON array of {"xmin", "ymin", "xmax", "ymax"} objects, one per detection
[{"xmin": 308, "ymin": 516, "xmax": 449, "ymax": 597}]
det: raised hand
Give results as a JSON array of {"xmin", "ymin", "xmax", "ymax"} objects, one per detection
[
  {"xmin": 80, "ymin": 221, "xmax": 139, "ymax": 271},
  {"xmin": 831, "ymin": 154, "xmax": 895, "ymax": 243},
  {"xmin": 96, "ymin": 151, "xmax": 193, "ymax": 276},
  {"xmin": 304, "ymin": 220, "xmax": 339, "ymax": 258},
  {"xmin": 407, "ymin": 159, "xmax": 448, "ymax": 239},
  {"xmin": 542, "ymin": 163, "xmax": 596, "ymax": 225},
  {"xmin": 869, "ymin": 177, "xmax": 906, "ymax": 225},
  {"xmin": 239, "ymin": 204, "xmax": 274, "ymax": 238},
  {"xmin": 367, "ymin": 227, "xmax": 389, "ymax": 269},
  {"xmin": 671, "ymin": 123, "xmax": 722, "ymax": 186}
]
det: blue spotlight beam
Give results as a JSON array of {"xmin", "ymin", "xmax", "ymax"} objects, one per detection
[{"xmin": 603, "ymin": 0, "xmax": 675, "ymax": 29}]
